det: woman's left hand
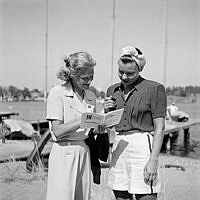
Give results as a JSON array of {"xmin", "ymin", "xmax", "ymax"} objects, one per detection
[
  {"xmin": 93, "ymin": 125, "xmax": 106, "ymax": 134},
  {"xmin": 143, "ymin": 159, "xmax": 158, "ymax": 185}
]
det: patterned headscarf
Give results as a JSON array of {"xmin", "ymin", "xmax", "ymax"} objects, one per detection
[{"xmin": 119, "ymin": 45, "xmax": 146, "ymax": 72}]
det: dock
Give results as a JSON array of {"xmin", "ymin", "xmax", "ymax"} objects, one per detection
[
  {"xmin": 162, "ymin": 119, "xmax": 200, "ymax": 152},
  {"xmin": 0, "ymin": 119, "xmax": 200, "ymax": 167},
  {"xmin": 0, "ymin": 111, "xmax": 19, "ymax": 120},
  {"xmin": 0, "ymin": 139, "xmax": 52, "ymax": 163}
]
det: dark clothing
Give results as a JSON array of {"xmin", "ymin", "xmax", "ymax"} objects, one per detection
[
  {"xmin": 135, "ymin": 193, "xmax": 157, "ymax": 200},
  {"xmin": 85, "ymin": 130, "xmax": 109, "ymax": 184},
  {"xmin": 113, "ymin": 190, "xmax": 133, "ymax": 199},
  {"xmin": 106, "ymin": 76, "xmax": 167, "ymax": 132}
]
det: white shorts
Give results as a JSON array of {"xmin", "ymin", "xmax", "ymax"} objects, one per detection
[
  {"xmin": 107, "ymin": 132, "xmax": 161, "ymax": 194},
  {"xmin": 46, "ymin": 141, "xmax": 91, "ymax": 200}
]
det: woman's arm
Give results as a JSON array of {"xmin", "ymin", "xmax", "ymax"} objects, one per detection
[
  {"xmin": 150, "ymin": 117, "xmax": 165, "ymax": 160},
  {"xmin": 144, "ymin": 117, "xmax": 165, "ymax": 183},
  {"xmin": 51, "ymin": 117, "xmax": 81, "ymax": 138}
]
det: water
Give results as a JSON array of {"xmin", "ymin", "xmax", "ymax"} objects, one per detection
[
  {"xmin": 0, "ymin": 101, "xmax": 46, "ymax": 121},
  {"xmin": 0, "ymin": 100, "xmax": 200, "ymax": 159}
]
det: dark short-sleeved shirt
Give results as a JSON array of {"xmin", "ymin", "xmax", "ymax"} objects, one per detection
[{"xmin": 106, "ymin": 76, "xmax": 167, "ymax": 132}]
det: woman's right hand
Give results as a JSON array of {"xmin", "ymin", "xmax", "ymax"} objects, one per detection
[{"xmin": 104, "ymin": 96, "xmax": 117, "ymax": 111}]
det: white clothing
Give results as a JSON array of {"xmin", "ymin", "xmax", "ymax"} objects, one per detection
[
  {"xmin": 46, "ymin": 83, "xmax": 96, "ymax": 141},
  {"xmin": 46, "ymin": 141, "xmax": 91, "ymax": 200},
  {"xmin": 107, "ymin": 132, "xmax": 161, "ymax": 194},
  {"xmin": 167, "ymin": 104, "xmax": 178, "ymax": 116},
  {"xmin": 46, "ymin": 82, "xmax": 96, "ymax": 200}
]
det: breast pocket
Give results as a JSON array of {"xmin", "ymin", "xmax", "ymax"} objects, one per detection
[{"xmin": 63, "ymin": 97, "xmax": 81, "ymax": 123}]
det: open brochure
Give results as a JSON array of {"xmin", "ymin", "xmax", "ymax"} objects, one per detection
[{"xmin": 80, "ymin": 108, "xmax": 124, "ymax": 128}]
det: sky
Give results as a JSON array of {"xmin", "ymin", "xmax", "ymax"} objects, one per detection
[{"xmin": 0, "ymin": 0, "xmax": 200, "ymax": 92}]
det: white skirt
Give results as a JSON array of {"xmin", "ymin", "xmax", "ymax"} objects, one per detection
[
  {"xmin": 107, "ymin": 132, "xmax": 161, "ymax": 194},
  {"xmin": 46, "ymin": 141, "xmax": 91, "ymax": 200}
]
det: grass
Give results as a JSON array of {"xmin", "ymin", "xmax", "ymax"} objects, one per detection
[
  {"xmin": 2, "ymin": 156, "xmax": 47, "ymax": 184},
  {"xmin": 1, "ymin": 155, "xmax": 200, "ymax": 200},
  {"xmin": 1, "ymin": 110, "xmax": 200, "ymax": 199},
  {"xmin": 1, "ymin": 139, "xmax": 47, "ymax": 184}
]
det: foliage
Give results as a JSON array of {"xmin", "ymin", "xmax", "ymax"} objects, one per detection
[
  {"xmin": 22, "ymin": 87, "xmax": 31, "ymax": 99},
  {"xmin": 1, "ymin": 85, "xmax": 199, "ymax": 100},
  {"xmin": 166, "ymin": 86, "xmax": 200, "ymax": 97},
  {"xmin": 0, "ymin": 85, "xmax": 43, "ymax": 101}
]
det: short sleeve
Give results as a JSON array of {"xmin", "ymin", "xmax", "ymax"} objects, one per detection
[
  {"xmin": 150, "ymin": 84, "xmax": 167, "ymax": 118},
  {"xmin": 106, "ymin": 83, "xmax": 120, "ymax": 97},
  {"xmin": 46, "ymin": 86, "xmax": 64, "ymax": 121}
]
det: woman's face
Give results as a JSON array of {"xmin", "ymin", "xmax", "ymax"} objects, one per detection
[
  {"xmin": 118, "ymin": 60, "xmax": 139, "ymax": 87},
  {"xmin": 73, "ymin": 67, "xmax": 94, "ymax": 90}
]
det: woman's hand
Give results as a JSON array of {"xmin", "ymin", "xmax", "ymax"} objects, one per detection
[
  {"xmin": 104, "ymin": 96, "xmax": 117, "ymax": 111},
  {"xmin": 93, "ymin": 124, "xmax": 106, "ymax": 134},
  {"xmin": 143, "ymin": 159, "xmax": 158, "ymax": 186}
]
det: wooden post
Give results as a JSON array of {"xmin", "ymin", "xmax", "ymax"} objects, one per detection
[
  {"xmin": 0, "ymin": 121, "xmax": 6, "ymax": 143},
  {"xmin": 37, "ymin": 120, "xmax": 41, "ymax": 135},
  {"xmin": 110, "ymin": 0, "xmax": 116, "ymax": 85},
  {"xmin": 170, "ymin": 131, "xmax": 179, "ymax": 151},
  {"xmin": 161, "ymin": 134, "xmax": 169, "ymax": 153},
  {"xmin": 183, "ymin": 128, "xmax": 190, "ymax": 153}
]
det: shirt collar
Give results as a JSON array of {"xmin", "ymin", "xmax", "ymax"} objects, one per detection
[
  {"xmin": 61, "ymin": 81, "xmax": 93, "ymax": 102},
  {"xmin": 131, "ymin": 76, "xmax": 144, "ymax": 90},
  {"xmin": 113, "ymin": 76, "xmax": 144, "ymax": 93},
  {"xmin": 61, "ymin": 82, "xmax": 74, "ymax": 97}
]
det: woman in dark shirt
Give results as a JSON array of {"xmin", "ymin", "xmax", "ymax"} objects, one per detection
[{"xmin": 104, "ymin": 45, "xmax": 167, "ymax": 200}]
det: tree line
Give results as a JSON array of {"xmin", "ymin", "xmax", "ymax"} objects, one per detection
[
  {"xmin": 1, "ymin": 85, "xmax": 200, "ymax": 101},
  {"xmin": 0, "ymin": 86, "xmax": 42, "ymax": 101},
  {"xmin": 166, "ymin": 86, "xmax": 200, "ymax": 97},
  {"xmin": 0, "ymin": 85, "xmax": 105, "ymax": 101}
]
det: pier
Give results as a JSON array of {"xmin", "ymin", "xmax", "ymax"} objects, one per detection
[{"xmin": 0, "ymin": 118, "xmax": 200, "ymax": 168}]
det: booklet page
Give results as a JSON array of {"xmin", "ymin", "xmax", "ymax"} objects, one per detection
[{"xmin": 80, "ymin": 108, "xmax": 124, "ymax": 128}]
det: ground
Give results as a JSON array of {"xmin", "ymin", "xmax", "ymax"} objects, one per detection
[{"xmin": 0, "ymin": 155, "xmax": 200, "ymax": 200}]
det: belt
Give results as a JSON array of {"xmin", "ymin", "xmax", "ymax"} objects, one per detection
[
  {"xmin": 118, "ymin": 130, "xmax": 147, "ymax": 135},
  {"xmin": 55, "ymin": 140, "xmax": 86, "ymax": 146}
]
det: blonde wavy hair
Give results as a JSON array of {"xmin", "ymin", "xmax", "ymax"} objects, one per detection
[{"xmin": 57, "ymin": 52, "xmax": 96, "ymax": 81}]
